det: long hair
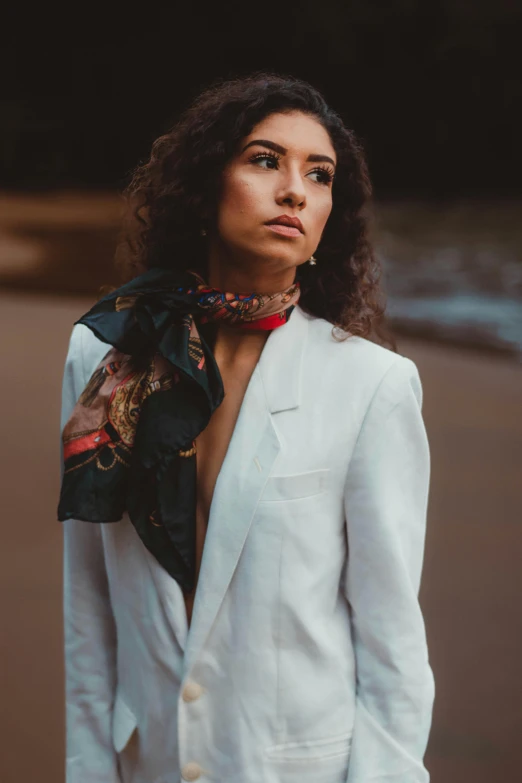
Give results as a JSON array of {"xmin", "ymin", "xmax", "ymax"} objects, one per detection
[{"xmin": 115, "ymin": 72, "xmax": 395, "ymax": 350}]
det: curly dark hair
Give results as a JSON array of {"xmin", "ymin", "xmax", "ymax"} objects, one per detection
[{"xmin": 115, "ymin": 72, "xmax": 396, "ymax": 350}]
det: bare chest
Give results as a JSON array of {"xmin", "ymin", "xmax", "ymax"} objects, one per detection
[
  {"xmin": 184, "ymin": 357, "xmax": 261, "ymax": 624},
  {"xmin": 194, "ymin": 366, "xmax": 255, "ymax": 523}
]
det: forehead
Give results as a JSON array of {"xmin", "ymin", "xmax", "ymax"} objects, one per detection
[{"xmin": 243, "ymin": 111, "xmax": 336, "ymax": 163}]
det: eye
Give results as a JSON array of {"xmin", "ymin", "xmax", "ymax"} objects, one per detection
[
  {"xmin": 249, "ymin": 151, "xmax": 281, "ymax": 170},
  {"xmin": 307, "ymin": 167, "xmax": 335, "ymax": 186}
]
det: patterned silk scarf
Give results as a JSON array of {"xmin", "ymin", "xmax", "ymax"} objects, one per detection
[{"xmin": 58, "ymin": 266, "xmax": 301, "ymax": 593}]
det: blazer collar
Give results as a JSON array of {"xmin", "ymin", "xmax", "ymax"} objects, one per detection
[{"xmin": 258, "ymin": 302, "xmax": 309, "ymax": 414}]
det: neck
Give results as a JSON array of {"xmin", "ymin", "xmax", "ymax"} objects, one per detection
[
  {"xmin": 212, "ymin": 322, "xmax": 270, "ymax": 366},
  {"xmin": 206, "ymin": 240, "xmax": 296, "ymax": 294},
  {"xmin": 205, "ymin": 244, "xmax": 294, "ymax": 364}
]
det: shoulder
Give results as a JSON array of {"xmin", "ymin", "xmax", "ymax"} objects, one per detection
[
  {"xmin": 300, "ymin": 307, "xmax": 423, "ymax": 411},
  {"xmin": 65, "ymin": 322, "xmax": 113, "ymax": 388}
]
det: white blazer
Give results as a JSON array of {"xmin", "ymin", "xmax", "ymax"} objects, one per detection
[{"xmin": 61, "ymin": 303, "xmax": 434, "ymax": 783}]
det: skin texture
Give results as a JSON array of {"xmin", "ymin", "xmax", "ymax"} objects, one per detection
[{"xmin": 206, "ymin": 110, "xmax": 337, "ymax": 361}]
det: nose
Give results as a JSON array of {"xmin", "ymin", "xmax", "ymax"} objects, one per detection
[{"xmin": 275, "ymin": 164, "xmax": 306, "ymax": 210}]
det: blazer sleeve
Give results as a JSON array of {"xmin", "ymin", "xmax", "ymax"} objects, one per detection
[
  {"xmin": 342, "ymin": 355, "xmax": 435, "ymax": 783},
  {"xmin": 61, "ymin": 324, "xmax": 120, "ymax": 783}
]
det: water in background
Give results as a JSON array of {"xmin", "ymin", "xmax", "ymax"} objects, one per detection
[
  {"xmin": 0, "ymin": 193, "xmax": 520, "ymax": 359},
  {"xmin": 375, "ymin": 201, "xmax": 522, "ymax": 359}
]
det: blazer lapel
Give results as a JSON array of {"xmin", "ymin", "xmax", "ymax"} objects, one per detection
[{"xmin": 182, "ymin": 304, "xmax": 309, "ymax": 676}]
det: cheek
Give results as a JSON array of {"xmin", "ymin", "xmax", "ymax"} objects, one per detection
[
  {"xmin": 219, "ymin": 172, "xmax": 266, "ymax": 223},
  {"xmin": 311, "ymin": 195, "xmax": 333, "ymax": 238}
]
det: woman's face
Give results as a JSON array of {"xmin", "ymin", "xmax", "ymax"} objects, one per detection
[{"xmin": 211, "ymin": 110, "xmax": 336, "ymax": 280}]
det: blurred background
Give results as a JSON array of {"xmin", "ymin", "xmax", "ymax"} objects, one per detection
[{"xmin": 1, "ymin": 2, "xmax": 521, "ymax": 781}]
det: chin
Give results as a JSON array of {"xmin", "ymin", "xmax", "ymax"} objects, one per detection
[
  {"xmin": 261, "ymin": 241, "xmax": 305, "ymax": 267},
  {"xmin": 226, "ymin": 237, "xmax": 305, "ymax": 271}
]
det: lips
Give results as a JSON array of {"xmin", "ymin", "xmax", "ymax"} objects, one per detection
[{"xmin": 265, "ymin": 214, "xmax": 304, "ymax": 234}]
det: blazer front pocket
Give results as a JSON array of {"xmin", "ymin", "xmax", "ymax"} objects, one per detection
[
  {"xmin": 260, "ymin": 469, "xmax": 330, "ymax": 502},
  {"xmin": 264, "ymin": 731, "xmax": 352, "ymax": 762}
]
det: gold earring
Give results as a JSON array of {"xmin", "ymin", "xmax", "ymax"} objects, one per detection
[
  {"xmin": 308, "ymin": 255, "xmax": 317, "ymax": 265},
  {"xmin": 201, "ymin": 228, "xmax": 207, "ymax": 237}
]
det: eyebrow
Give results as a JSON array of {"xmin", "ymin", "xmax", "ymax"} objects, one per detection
[{"xmin": 241, "ymin": 139, "xmax": 336, "ymax": 167}]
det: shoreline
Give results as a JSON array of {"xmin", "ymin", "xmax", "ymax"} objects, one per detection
[
  {"xmin": 1, "ymin": 190, "xmax": 520, "ymax": 363},
  {"xmin": 2, "ymin": 282, "xmax": 519, "ymax": 365}
]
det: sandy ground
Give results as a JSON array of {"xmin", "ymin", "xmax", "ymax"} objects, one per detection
[{"xmin": 0, "ymin": 290, "xmax": 521, "ymax": 783}]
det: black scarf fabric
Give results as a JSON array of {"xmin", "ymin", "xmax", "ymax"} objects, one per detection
[{"xmin": 58, "ymin": 266, "xmax": 301, "ymax": 594}]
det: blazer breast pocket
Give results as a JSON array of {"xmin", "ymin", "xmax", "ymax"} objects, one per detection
[{"xmin": 260, "ymin": 468, "xmax": 330, "ymax": 502}]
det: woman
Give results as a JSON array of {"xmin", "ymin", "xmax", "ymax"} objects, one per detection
[{"xmin": 59, "ymin": 74, "xmax": 434, "ymax": 783}]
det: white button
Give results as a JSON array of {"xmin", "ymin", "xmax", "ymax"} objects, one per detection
[
  {"xmin": 182, "ymin": 681, "xmax": 203, "ymax": 702},
  {"xmin": 181, "ymin": 761, "xmax": 202, "ymax": 780}
]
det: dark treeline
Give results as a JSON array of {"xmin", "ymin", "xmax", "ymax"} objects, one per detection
[{"xmin": 2, "ymin": 1, "xmax": 521, "ymax": 197}]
